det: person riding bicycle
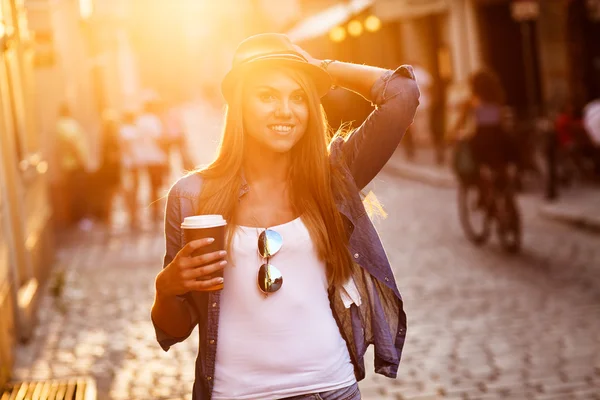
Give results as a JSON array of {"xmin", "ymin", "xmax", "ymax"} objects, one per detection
[{"xmin": 450, "ymin": 69, "xmax": 518, "ymax": 203}]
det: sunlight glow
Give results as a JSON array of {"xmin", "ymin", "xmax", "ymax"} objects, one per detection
[
  {"xmin": 347, "ymin": 19, "xmax": 363, "ymax": 37},
  {"xmin": 329, "ymin": 25, "xmax": 346, "ymax": 42},
  {"xmin": 364, "ymin": 15, "xmax": 381, "ymax": 32},
  {"xmin": 79, "ymin": 0, "xmax": 93, "ymax": 20}
]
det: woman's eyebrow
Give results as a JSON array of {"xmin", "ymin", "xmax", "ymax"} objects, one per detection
[
  {"xmin": 253, "ymin": 85, "xmax": 304, "ymax": 93},
  {"xmin": 253, "ymin": 85, "xmax": 276, "ymax": 91}
]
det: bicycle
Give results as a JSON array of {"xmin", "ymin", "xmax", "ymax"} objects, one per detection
[{"xmin": 457, "ymin": 169, "xmax": 522, "ymax": 253}]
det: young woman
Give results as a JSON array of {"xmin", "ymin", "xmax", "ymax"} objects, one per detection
[{"xmin": 151, "ymin": 33, "xmax": 419, "ymax": 400}]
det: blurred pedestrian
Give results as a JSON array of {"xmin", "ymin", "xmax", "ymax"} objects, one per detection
[
  {"xmin": 554, "ymin": 102, "xmax": 585, "ymax": 183},
  {"xmin": 55, "ymin": 103, "xmax": 91, "ymax": 229},
  {"xmin": 160, "ymin": 102, "xmax": 195, "ymax": 171},
  {"xmin": 119, "ymin": 106, "xmax": 167, "ymax": 230},
  {"xmin": 95, "ymin": 109, "xmax": 122, "ymax": 226},
  {"xmin": 136, "ymin": 101, "xmax": 169, "ymax": 221},
  {"xmin": 449, "ymin": 69, "xmax": 518, "ymax": 198},
  {"xmin": 118, "ymin": 112, "xmax": 139, "ymax": 229},
  {"xmin": 584, "ymin": 98, "xmax": 600, "ymax": 145},
  {"xmin": 151, "ymin": 33, "xmax": 419, "ymax": 399},
  {"xmin": 583, "ymin": 98, "xmax": 600, "ymax": 177}
]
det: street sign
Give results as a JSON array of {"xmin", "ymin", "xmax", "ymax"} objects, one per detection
[{"xmin": 510, "ymin": 0, "xmax": 540, "ymax": 21}]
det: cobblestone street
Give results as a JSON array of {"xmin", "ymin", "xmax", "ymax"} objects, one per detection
[{"xmin": 10, "ymin": 164, "xmax": 600, "ymax": 399}]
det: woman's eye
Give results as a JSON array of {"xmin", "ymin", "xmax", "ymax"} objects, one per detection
[
  {"xmin": 292, "ymin": 94, "xmax": 306, "ymax": 102},
  {"xmin": 259, "ymin": 93, "xmax": 275, "ymax": 102}
]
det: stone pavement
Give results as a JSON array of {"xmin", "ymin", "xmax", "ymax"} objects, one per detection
[
  {"xmin": 10, "ymin": 167, "xmax": 600, "ymax": 400},
  {"xmin": 539, "ymin": 188, "xmax": 600, "ymax": 233},
  {"xmin": 385, "ymin": 147, "xmax": 600, "ymax": 233},
  {"xmin": 385, "ymin": 149, "xmax": 456, "ymax": 189},
  {"xmin": 12, "ymin": 228, "xmax": 198, "ymax": 400},
  {"xmin": 360, "ymin": 173, "xmax": 600, "ymax": 400}
]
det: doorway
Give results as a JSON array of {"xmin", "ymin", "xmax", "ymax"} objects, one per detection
[
  {"xmin": 567, "ymin": 0, "xmax": 600, "ymax": 108},
  {"xmin": 477, "ymin": 1, "xmax": 543, "ymax": 119}
]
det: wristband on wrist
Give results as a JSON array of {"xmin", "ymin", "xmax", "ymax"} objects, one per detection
[
  {"xmin": 320, "ymin": 59, "xmax": 335, "ymax": 71},
  {"xmin": 320, "ymin": 59, "xmax": 337, "ymax": 89}
]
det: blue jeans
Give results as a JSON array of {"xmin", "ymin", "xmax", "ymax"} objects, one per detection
[{"xmin": 279, "ymin": 383, "xmax": 361, "ymax": 400}]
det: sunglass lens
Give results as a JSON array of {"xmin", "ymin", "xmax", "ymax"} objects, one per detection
[
  {"xmin": 258, "ymin": 229, "xmax": 283, "ymax": 258},
  {"xmin": 257, "ymin": 263, "xmax": 283, "ymax": 293}
]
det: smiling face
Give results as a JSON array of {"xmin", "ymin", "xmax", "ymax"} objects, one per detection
[{"xmin": 242, "ymin": 67, "xmax": 310, "ymax": 154}]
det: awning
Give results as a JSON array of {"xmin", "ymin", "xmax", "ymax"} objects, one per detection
[
  {"xmin": 373, "ymin": 0, "xmax": 449, "ymax": 22},
  {"xmin": 286, "ymin": 0, "xmax": 374, "ymax": 43}
]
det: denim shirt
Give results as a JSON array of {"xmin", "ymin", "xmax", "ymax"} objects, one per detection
[{"xmin": 153, "ymin": 65, "xmax": 420, "ymax": 400}]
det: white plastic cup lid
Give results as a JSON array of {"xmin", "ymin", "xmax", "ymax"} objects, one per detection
[{"xmin": 181, "ymin": 215, "xmax": 227, "ymax": 229}]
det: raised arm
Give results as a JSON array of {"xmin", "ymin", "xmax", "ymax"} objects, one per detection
[
  {"xmin": 335, "ymin": 63, "xmax": 420, "ymax": 189},
  {"xmin": 295, "ymin": 47, "xmax": 420, "ymax": 189},
  {"xmin": 326, "ymin": 61, "xmax": 389, "ymax": 100}
]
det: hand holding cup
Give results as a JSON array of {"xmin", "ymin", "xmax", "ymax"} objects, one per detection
[{"xmin": 156, "ymin": 238, "xmax": 227, "ymax": 297}]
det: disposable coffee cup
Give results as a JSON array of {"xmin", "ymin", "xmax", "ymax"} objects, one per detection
[{"xmin": 181, "ymin": 215, "xmax": 227, "ymax": 291}]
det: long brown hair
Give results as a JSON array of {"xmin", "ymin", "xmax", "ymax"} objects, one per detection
[{"xmin": 194, "ymin": 65, "xmax": 354, "ymax": 287}]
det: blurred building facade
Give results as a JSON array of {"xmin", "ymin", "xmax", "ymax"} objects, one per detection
[
  {"xmin": 1, "ymin": 0, "xmax": 139, "ymax": 385},
  {"xmin": 0, "ymin": 0, "xmax": 54, "ymax": 386},
  {"xmin": 288, "ymin": 0, "xmax": 600, "ymax": 142}
]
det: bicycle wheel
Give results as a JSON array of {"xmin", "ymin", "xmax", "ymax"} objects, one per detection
[
  {"xmin": 458, "ymin": 183, "xmax": 491, "ymax": 245},
  {"xmin": 496, "ymin": 192, "xmax": 522, "ymax": 253}
]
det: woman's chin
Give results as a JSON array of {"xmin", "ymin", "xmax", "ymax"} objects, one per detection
[
  {"xmin": 259, "ymin": 137, "xmax": 299, "ymax": 154},
  {"xmin": 245, "ymin": 133, "xmax": 302, "ymax": 155},
  {"xmin": 266, "ymin": 143, "xmax": 296, "ymax": 154}
]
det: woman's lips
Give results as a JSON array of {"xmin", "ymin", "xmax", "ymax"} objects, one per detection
[{"xmin": 268, "ymin": 124, "xmax": 295, "ymax": 135}]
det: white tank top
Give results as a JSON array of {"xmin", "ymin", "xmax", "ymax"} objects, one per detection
[{"xmin": 212, "ymin": 217, "xmax": 356, "ymax": 400}]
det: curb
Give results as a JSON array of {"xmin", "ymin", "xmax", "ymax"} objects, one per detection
[
  {"xmin": 383, "ymin": 158, "xmax": 600, "ymax": 234},
  {"xmin": 539, "ymin": 206, "xmax": 600, "ymax": 234}
]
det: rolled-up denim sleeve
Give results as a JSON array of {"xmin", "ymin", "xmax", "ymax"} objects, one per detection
[
  {"xmin": 341, "ymin": 65, "xmax": 420, "ymax": 189},
  {"xmin": 152, "ymin": 185, "xmax": 198, "ymax": 351}
]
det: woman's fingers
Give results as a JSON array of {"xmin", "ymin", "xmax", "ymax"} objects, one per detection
[
  {"xmin": 188, "ymin": 250, "xmax": 227, "ymax": 267},
  {"xmin": 184, "ymin": 260, "xmax": 227, "ymax": 281},
  {"xmin": 178, "ymin": 250, "xmax": 226, "ymax": 269},
  {"xmin": 187, "ymin": 276, "xmax": 225, "ymax": 292},
  {"xmin": 178, "ymin": 238, "xmax": 215, "ymax": 258}
]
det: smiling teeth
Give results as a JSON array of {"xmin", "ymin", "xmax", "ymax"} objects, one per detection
[{"xmin": 271, "ymin": 125, "xmax": 292, "ymax": 132}]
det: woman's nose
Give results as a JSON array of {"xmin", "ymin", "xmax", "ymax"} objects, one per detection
[{"xmin": 274, "ymin": 100, "xmax": 292, "ymax": 118}]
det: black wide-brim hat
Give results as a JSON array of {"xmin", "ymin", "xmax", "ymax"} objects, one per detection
[{"xmin": 221, "ymin": 33, "xmax": 332, "ymax": 103}]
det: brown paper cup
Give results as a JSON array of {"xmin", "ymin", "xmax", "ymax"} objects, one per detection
[{"xmin": 181, "ymin": 215, "xmax": 227, "ymax": 291}]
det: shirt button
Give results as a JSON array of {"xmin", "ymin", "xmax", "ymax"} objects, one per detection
[
  {"xmin": 384, "ymin": 277, "xmax": 389, "ymax": 282},
  {"xmin": 212, "ymin": 302, "xmax": 217, "ymax": 308},
  {"xmin": 354, "ymin": 253, "xmax": 359, "ymax": 259},
  {"xmin": 206, "ymin": 376, "xmax": 212, "ymax": 381},
  {"xmin": 209, "ymin": 339, "xmax": 215, "ymax": 344}
]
